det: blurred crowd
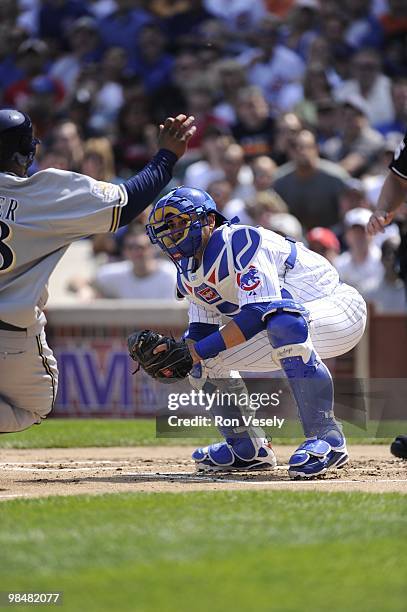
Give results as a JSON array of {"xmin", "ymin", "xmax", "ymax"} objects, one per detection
[{"xmin": 1, "ymin": 0, "xmax": 407, "ymax": 312}]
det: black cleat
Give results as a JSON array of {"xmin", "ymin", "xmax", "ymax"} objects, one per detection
[{"xmin": 390, "ymin": 435, "xmax": 407, "ymax": 459}]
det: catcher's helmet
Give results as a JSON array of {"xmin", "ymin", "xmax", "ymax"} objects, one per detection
[
  {"xmin": 0, "ymin": 109, "xmax": 40, "ymax": 168},
  {"xmin": 146, "ymin": 186, "xmax": 227, "ymax": 271}
]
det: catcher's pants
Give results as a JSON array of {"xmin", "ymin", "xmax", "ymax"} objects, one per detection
[
  {"xmin": 204, "ymin": 283, "xmax": 367, "ymax": 375},
  {"xmin": 0, "ymin": 321, "xmax": 58, "ymax": 433}
]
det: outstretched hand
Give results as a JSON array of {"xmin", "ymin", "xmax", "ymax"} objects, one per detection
[
  {"xmin": 366, "ymin": 210, "xmax": 394, "ymax": 235},
  {"xmin": 158, "ymin": 114, "xmax": 196, "ymax": 159}
]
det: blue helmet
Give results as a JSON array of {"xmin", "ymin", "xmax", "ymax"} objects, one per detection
[{"xmin": 146, "ymin": 187, "xmax": 227, "ymax": 270}]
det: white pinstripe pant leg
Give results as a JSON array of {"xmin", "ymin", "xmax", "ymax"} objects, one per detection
[
  {"xmin": 308, "ymin": 283, "xmax": 367, "ymax": 359},
  {"xmin": 204, "ymin": 283, "xmax": 367, "ymax": 374}
]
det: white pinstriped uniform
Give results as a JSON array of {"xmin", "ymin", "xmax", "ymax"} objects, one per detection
[{"xmin": 181, "ymin": 225, "xmax": 367, "ymax": 374}]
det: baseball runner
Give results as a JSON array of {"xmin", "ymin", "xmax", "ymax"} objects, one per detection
[
  {"xmin": 0, "ymin": 108, "xmax": 195, "ymax": 434},
  {"xmin": 367, "ymin": 131, "xmax": 407, "ymax": 460},
  {"xmin": 129, "ymin": 186, "xmax": 367, "ymax": 478}
]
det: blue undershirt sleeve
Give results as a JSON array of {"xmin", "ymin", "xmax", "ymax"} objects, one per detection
[{"xmin": 118, "ymin": 149, "xmax": 177, "ymax": 227}]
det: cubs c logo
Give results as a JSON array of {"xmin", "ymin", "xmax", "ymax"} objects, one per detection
[{"xmin": 237, "ymin": 265, "xmax": 261, "ymax": 292}]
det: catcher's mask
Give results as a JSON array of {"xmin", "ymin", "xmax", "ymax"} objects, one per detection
[{"xmin": 146, "ymin": 187, "xmax": 227, "ymax": 272}]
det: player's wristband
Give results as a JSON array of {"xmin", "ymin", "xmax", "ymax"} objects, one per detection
[{"xmin": 194, "ymin": 331, "xmax": 226, "ymax": 360}]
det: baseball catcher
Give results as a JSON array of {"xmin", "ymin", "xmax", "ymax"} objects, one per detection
[{"xmin": 127, "ymin": 186, "xmax": 367, "ymax": 478}]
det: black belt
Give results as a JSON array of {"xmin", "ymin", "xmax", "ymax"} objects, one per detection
[{"xmin": 0, "ymin": 320, "xmax": 27, "ymax": 332}]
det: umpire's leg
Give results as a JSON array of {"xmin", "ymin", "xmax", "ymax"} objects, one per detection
[{"xmin": 0, "ymin": 326, "xmax": 58, "ymax": 433}]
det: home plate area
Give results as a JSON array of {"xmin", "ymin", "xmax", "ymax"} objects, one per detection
[{"xmin": 0, "ymin": 445, "xmax": 406, "ymax": 499}]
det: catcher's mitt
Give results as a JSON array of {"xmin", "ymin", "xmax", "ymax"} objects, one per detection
[{"xmin": 127, "ymin": 329, "xmax": 193, "ymax": 382}]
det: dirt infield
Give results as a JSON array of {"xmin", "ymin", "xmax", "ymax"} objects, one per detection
[{"xmin": 0, "ymin": 445, "xmax": 406, "ymax": 499}]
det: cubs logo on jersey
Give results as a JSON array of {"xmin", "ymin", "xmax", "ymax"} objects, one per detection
[{"xmin": 237, "ymin": 265, "xmax": 261, "ymax": 294}]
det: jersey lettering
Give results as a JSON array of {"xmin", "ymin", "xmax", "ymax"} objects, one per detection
[{"xmin": 0, "ymin": 220, "xmax": 15, "ymax": 273}]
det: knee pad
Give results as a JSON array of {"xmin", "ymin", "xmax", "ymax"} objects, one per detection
[{"xmin": 266, "ymin": 310, "xmax": 313, "ymax": 366}]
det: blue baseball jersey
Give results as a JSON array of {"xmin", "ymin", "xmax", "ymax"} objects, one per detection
[{"xmin": 176, "ymin": 224, "xmax": 341, "ymax": 325}]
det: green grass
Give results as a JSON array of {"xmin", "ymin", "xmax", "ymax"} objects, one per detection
[
  {"xmin": 0, "ymin": 491, "xmax": 405, "ymax": 612},
  {"xmin": 0, "ymin": 418, "xmax": 394, "ymax": 449}
]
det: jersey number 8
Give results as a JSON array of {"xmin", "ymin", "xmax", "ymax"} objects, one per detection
[{"xmin": 0, "ymin": 220, "xmax": 15, "ymax": 273}]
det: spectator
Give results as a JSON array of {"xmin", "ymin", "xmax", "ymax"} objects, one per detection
[
  {"xmin": 265, "ymin": 211, "xmax": 304, "ymax": 240},
  {"xmin": 380, "ymin": 0, "xmax": 407, "ymax": 41},
  {"xmin": 334, "ymin": 176, "xmax": 401, "ymax": 249},
  {"xmin": 38, "ymin": 0, "xmax": 90, "ymax": 44},
  {"xmin": 334, "ymin": 207, "xmax": 384, "ymax": 296},
  {"xmin": 97, "ymin": 0, "xmax": 152, "ymax": 58},
  {"xmin": 91, "ymin": 224, "xmax": 177, "ymax": 300},
  {"xmin": 81, "ymin": 138, "xmax": 120, "ymax": 183},
  {"xmin": 114, "ymin": 101, "xmax": 156, "ymax": 176},
  {"xmin": 294, "ymin": 62, "xmax": 333, "ymax": 128},
  {"xmin": 150, "ymin": 49, "xmax": 196, "ymax": 122},
  {"xmin": 336, "ymin": 48, "xmax": 394, "ymax": 126},
  {"xmin": 273, "ymin": 129, "xmax": 349, "ymax": 229},
  {"xmin": 379, "ymin": 0, "xmax": 407, "ymax": 79},
  {"xmin": 365, "ymin": 236, "xmax": 407, "ymax": 313},
  {"xmin": 36, "ymin": 148, "xmax": 71, "ymax": 171},
  {"xmin": 344, "ymin": 0, "xmax": 384, "ymax": 51},
  {"xmin": 90, "ymin": 46, "xmax": 127, "ymax": 134},
  {"xmin": 307, "ymin": 226, "xmax": 341, "ymax": 264},
  {"xmin": 272, "ymin": 111, "xmax": 302, "ymax": 165},
  {"xmin": 245, "ymin": 189, "xmax": 289, "ymax": 226},
  {"xmin": 194, "ymin": 19, "xmax": 229, "ymax": 64},
  {"xmin": 322, "ymin": 94, "xmax": 384, "ymax": 176},
  {"xmin": 238, "ymin": 14, "xmax": 305, "ymax": 112},
  {"xmin": 209, "ymin": 178, "xmax": 288, "ymax": 227},
  {"xmin": 319, "ymin": 10, "xmax": 353, "ymax": 81},
  {"xmin": 88, "ymin": 0, "xmax": 116, "ymax": 19},
  {"xmin": 314, "ymin": 98, "xmax": 340, "ymax": 145},
  {"xmin": 65, "ymin": 87, "xmax": 94, "ymax": 139},
  {"xmin": 204, "ymin": 0, "xmax": 267, "ymax": 35},
  {"xmin": 207, "ymin": 178, "xmax": 247, "ymax": 223},
  {"xmin": 161, "ymin": 0, "xmax": 213, "ymax": 39},
  {"xmin": 4, "ymin": 39, "xmax": 65, "ymax": 111},
  {"xmin": 231, "ymin": 86, "xmax": 276, "ymax": 159},
  {"xmin": 375, "ymin": 77, "xmax": 407, "ymax": 136},
  {"xmin": 362, "ymin": 133, "xmax": 405, "ymax": 206},
  {"xmin": 50, "ymin": 119, "xmax": 84, "ymax": 172},
  {"xmin": 281, "ymin": 0, "xmax": 320, "ymax": 60},
  {"xmin": 213, "ymin": 59, "xmax": 248, "ymax": 125},
  {"xmin": 251, "ymin": 155, "xmax": 278, "ymax": 191},
  {"xmin": 183, "ymin": 125, "xmax": 234, "ymax": 190},
  {"xmin": 48, "ymin": 16, "xmax": 102, "ymax": 94},
  {"xmin": 182, "ymin": 79, "xmax": 225, "ymax": 152},
  {"xmin": 0, "ymin": 25, "xmax": 26, "ymax": 91},
  {"xmin": 219, "ymin": 143, "xmax": 254, "ymax": 201},
  {"xmin": 23, "ymin": 75, "xmax": 63, "ymax": 140},
  {"xmin": 130, "ymin": 23, "xmax": 174, "ymax": 94},
  {"xmin": 307, "ymin": 35, "xmax": 342, "ymax": 90}
]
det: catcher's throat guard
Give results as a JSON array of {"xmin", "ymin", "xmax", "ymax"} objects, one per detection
[{"xmin": 127, "ymin": 329, "xmax": 194, "ymax": 383}]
